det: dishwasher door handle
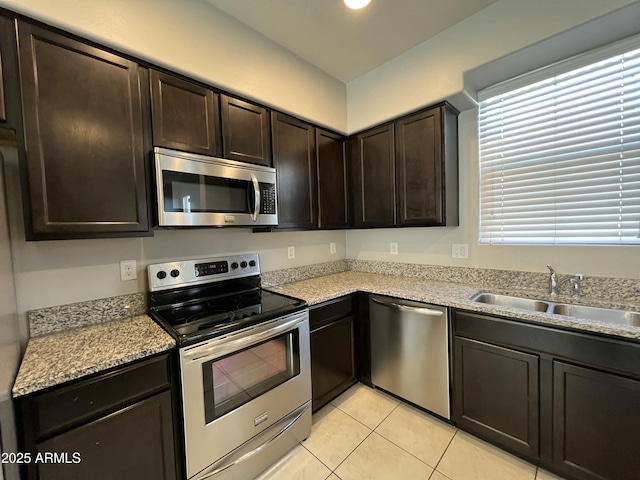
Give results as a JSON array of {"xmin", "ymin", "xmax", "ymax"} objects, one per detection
[{"xmin": 371, "ymin": 297, "xmax": 444, "ymax": 316}]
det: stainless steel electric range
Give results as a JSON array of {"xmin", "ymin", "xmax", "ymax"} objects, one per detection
[{"xmin": 147, "ymin": 254, "xmax": 311, "ymax": 480}]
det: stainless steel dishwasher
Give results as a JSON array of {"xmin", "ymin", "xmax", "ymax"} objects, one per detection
[{"xmin": 369, "ymin": 295, "xmax": 450, "ymax": 419}]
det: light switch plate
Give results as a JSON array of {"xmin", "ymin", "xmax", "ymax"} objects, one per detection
[
  {"xmin": 330, "ymin": 242, "xmax": 336, "ymax": 254},
  {"xmin": 390, "ymin": 242, "xmax": 398, "ymax": 255},
  {"xmin": 287, "ymin": 246, "xmax": 295, "ymax": 259}
]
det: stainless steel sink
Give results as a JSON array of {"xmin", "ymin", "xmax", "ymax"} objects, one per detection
[
  {"xmin": 471, "ymin": 293, "xmax": 550, "ymax": 312},
  {"xmin": 551, "ymin": 304, "xmax": 640, "ymax": 326},
  {"xmin": 471, "ymin": 292, "xmax": 640, "ymax": 327}
]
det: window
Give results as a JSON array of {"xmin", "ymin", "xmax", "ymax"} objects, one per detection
[{"xmin": 478, "ymin": 37, "xmax": 640, "ymax": 245}]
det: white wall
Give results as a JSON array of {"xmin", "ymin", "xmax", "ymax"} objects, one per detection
[
  {"xmin": 0, "ymin": 0, "xmax": 347, "ymax": 133},
  {"xmin": 10, "ymin": 228, "xmax": 346, "ymax": 314},
  {"xmin": 346, "ymin": 0, "xmax": 638, "ymax": 132}
]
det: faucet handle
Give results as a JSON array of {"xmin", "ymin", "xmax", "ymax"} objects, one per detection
[
  {"xmin": 546, "ymin": 264, "xmax": 556, "ymax": 274},
  {"xmin": 570, "ymin": 274, "xmax": 584, "ymax": 298}
]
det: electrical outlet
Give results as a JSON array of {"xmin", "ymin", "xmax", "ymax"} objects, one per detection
[
  {"xmin": 390, "ymin": 242, "xmax": 398, "ymax": 255},
  {"xmin": 452, "ymin": 244, "xmax": 469, "ymax": 259},
  {"xmin": 287, "ymin": 246, "xmax": 295, "ymax": 259},
  {"xmin": 120, "ymin": 260, "xmax": 137, "ymax": 281},
  {"xmin": 330, "ymin": 242, "xmax": 336, "ymax": 254}
]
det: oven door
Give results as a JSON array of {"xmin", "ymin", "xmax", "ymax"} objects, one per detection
[
  {"xmin": 154, "ymin": 147, "xmax": 277, "ymax": 227},
  {"xmin": 180, "ymin": 310, "xmax": 311, "ymax": 480}
]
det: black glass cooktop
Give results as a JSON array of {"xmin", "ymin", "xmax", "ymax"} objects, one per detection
[{"xmin": 149, "ymin": 285, "xmax": 306, "ymax": 346}]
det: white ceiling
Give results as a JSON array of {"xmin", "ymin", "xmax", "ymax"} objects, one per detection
[{"xmin": 204, "ymin": 0, "xmax": 500, "ymax": 83}]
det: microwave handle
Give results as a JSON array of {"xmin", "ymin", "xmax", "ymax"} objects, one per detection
[{"xmin": 250, "ymin": 173, "xmax": 260, "ymax": 222}]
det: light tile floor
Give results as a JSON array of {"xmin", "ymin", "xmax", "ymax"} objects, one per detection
[{"xmin": 257, "ymin": 384, "xmax": 566, "ymax": 480}]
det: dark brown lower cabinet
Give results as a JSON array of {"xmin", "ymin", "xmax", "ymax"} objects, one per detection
[
  {"xmin": 36, "ymin": 391, "xmax": 175, "ymax": 480},
  {"xmin": 453, "ymin": 309, "xmax": 640, "ymax": 480},
  {"xmin": 310, "ymin": 296, "xmax": 357, "ymax": 412},
  {"xmin": 17, "ymin": 353, "xmax": 180, "ymax": 480},
  {"xmin": 454, "ymin": 337, "xmax": 539, "ymax": 459},
  {"xmin": 553, "ymin": 361, "xmax": 640, "ymax": 480}
]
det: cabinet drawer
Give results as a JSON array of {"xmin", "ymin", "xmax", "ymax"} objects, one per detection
[
  {"xmin": 29, "ymin": 353, "xmax": 171, "ymax": 439},
  {"xmin": 310, "ymin": 295, "xmax": 354, "ymax": 330}
]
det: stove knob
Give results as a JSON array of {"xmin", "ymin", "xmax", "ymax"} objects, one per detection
[
  {"xmin": 240, "ymin": 261, "xmax": 248, "ymax": 268},
  {"xmin": 231, "ymin": 262, "xmax": 239, "ymax": 269},
  {"xmin": 156, "ymin": 271, "xmax": 167, "ymax": 280},
  {"xmin": 170, "ymin": 269, "xmax": 180, "ymax": 278},
  {"xmin": 249, "ymin": 260, "xmax": 256, "ymax": 267}
]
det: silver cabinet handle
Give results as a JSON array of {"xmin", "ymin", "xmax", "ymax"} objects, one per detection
[
  {"xmin": 371, "ymin": 297, "xmax": 443, "ymax": 316},
  {"xmin": 250, "ymin": 173, "xmax": 260, "ymax": 222}
]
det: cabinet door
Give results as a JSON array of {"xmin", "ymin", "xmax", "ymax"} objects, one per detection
[
  {"xmin": 553, "ymin": 361, "xmax": 640, "ymax": 480},
  {"xmin": 395, "ymin": 105, "xmax": 458, "ymax": 226},
  {"xmin": 221, "ymin": 95, "xmax": 271, "ymax": 166},
  {"xmin": 17, "ymin": 22, "xmax": 150, "ymax": 238},
  {"xmin": 311, "ymin": 315, "xmax": 356, "ymax": 412},
  {"xmin": 395, "ymin": 107, "xmax": 443, "ymax": 225},
  {"xmin": 36, "ymin": 391, "xmax": 176, "ymax": 480},
  {"xmin": 0, "ymin": 16, "xmax": 7, "ymax": 123},
  {"xmin": 349, "ymin": 124, "xmax": 396, "ymax": 227},
  {"xmin": 316, "ymin": 129, "xmax": 349, "ymax": 229},
  {"xmin": 272, "ymin": 112, "xmax": 317, "ymax": 229},
  {"xmin": 150, "ymin": 70, "xmax": 221, "ymax": 156},
  {"xmin": 454, "ymin": 336, "xmax": 539, "ymax": 459}
]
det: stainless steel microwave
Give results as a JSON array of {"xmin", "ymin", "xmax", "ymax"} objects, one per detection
[{"xmin": 153, "ymin": 147, "xmax": 277, "ymax": 227}]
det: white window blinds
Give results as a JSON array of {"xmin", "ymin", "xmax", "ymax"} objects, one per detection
[{"xmin": 478, "ymin": 39, "xmax": 640, "ymax": 245}]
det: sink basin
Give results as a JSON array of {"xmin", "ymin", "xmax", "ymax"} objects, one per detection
[
  {"xmin": 551, "ymin": 304, "xmax": 640, "ymax": 326},
  {"xmin": 471, "ymin": 293, "xmax": 550, "ymax": 312}
]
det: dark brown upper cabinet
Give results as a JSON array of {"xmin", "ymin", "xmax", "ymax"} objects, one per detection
[
  {"xmin": 221, "ymin": 95, "xmax": 271, "ymax": 166},
  {"xmin": 395, "ymin": 104, "xmax": 459, "ymax": 226},
  {"xmin": 349, "ymin": 123, "xmax": 396, "ymax": 228},
  {"xmin": 150, "ymin": 70, "xmax": 221, "ymax": 157},
  {"xmin": 316, "ymin": 129, "xmax": 349, "ymax": 229},
  {"xmin": 271, "ymin": 112, "xmax": 317, "ymax": 229},
  {"xmin": 17, "ymin": 22, "xmax": 151, "ymax": 239},
  {"xmin": 0, "ymin": 17, "xmax": 6, "ymax": 123},
  {"xmin": 0, "ymin": 14, "xmax": 20, "ymax": 128}
]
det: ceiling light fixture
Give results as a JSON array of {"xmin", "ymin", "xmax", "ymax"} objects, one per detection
[{"xmin": 344, "ymin": 0, "xmax": 371, "ymax": 10}]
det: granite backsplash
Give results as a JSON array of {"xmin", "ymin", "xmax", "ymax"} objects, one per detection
[{"xmin": 27, "ymin": 260, "xmax": 639, "ymax": 338}]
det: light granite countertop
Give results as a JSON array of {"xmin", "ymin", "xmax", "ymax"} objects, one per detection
[
  {"xmin": 267, "ymin": 271, "xmax": 640, "ymax": 341},
  {"xmin": 12, "ymin": 315, "xmax": 175, "ymax": 397}
]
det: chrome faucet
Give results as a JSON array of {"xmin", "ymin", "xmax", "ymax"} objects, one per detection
[{"xmin": 546, "ymin": 264, "xmax": 584, "ymax": 298}]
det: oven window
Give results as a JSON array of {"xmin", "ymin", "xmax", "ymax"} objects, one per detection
[
  {"xmin": 162, "ymin": 170, "xmax": 250, "ymax": 214},
  {"xmin": 202, "ymin": 330, "xmax": 300, "ymax": 424}
]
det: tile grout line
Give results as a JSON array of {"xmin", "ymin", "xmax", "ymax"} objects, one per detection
[
  {"xmin": 327, "ymin": 394, "xmax": 402, "ymax": 475},
  {"xmin": 430, "ymin": 427, "xmax": 459, "ymax": 477},
  {"xmin": 370, "ymin": 408, "xmax": 458, "ymax": 476},
  {"xmin": 330, "ymin": 428, "xmax": 376, "ymax": 475}
]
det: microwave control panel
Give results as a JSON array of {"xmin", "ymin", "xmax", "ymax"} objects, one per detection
[{"xmin": 260, "ymin": 184, "xmax": 277, "ymax": 214}]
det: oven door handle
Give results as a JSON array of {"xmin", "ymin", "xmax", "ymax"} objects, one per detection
[
  {"xmin": 183, "ymin": 315, "xmax": 304, "ymax": 362},
  {"xmin": 193, "ymin": 401, "xmax": 310, "ymax": 480}
]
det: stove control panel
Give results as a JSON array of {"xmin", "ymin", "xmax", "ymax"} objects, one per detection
[{"xmin": 148, "ymin": 253, "xmax": 260, "ymax": 291}]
